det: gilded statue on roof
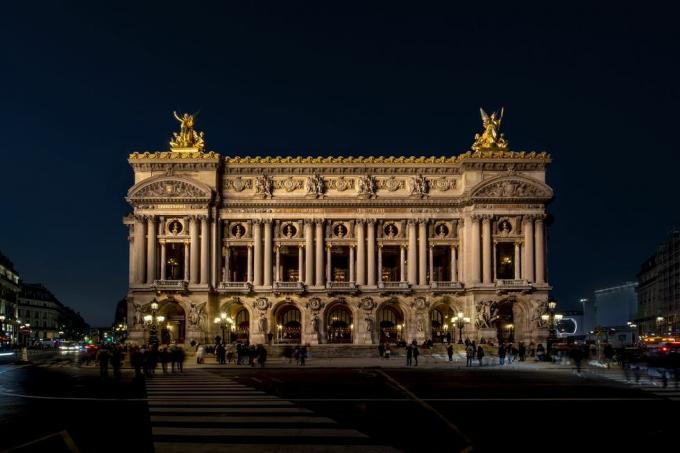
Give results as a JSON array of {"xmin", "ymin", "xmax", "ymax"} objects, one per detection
[
  {"xmin": 170, "ymin": 111, "xmax": 206, "ymax": 151},
  {"xmin": 471, "ymin": 107, "xmax": 509, "ymax": 151}
]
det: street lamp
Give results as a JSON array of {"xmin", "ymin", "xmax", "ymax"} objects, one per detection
[
  {"xmin": 144, "ymin": 302, "xmax": 163, "ymax": 347},
  {"xmin": 540, "ymin": 299, "xmax": 562, "ymax": 361},
  {"xmin": 214, "ymin": 312, "xmax": 230, "ymax": 344},
  {"xmin": 505, "ymin": 324, "xmax": 515, "ymax": 343},
  {"xmin": 453, "ymin": 312, "xmax": 470, "ymax": 344}
]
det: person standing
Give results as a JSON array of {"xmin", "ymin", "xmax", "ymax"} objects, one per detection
[
  {"xmin": 477, "ymin": 345, "xmax": 485, "ymax": 366},
  {"xmin": 518, "ymin": 342, "xmax": 526, "ymax": 362},
  {"xmin": 447, "ymin": 344, "xmax": 454, "ymax": 362},
  {"xmin": 300, "ymin": 345, "xmax": 307, "ymax": 366},
  {"xmin": 97, "ymin": 347, "xmax": 110, "ymax": 378},
  {"xmin": 406, "ymin": 343, "xmax": 413, "ymax": 366},
  {"xmin": 498, "ymin": 343, "xmax": 506, "ymax": 366},
  {"xmin": 257, "ymin": 345, "xmax": 267, "ymax": 368},
  {"xmin": 506, "ymin": 343, "xmax": 514, "ymax": 364},
  {"xmin": 111, "ymin": 346, "xmax": 123, "ymax": 379},
  {"xmin": 466, "ymin": 343, "xmax": 474, "ymax": 367},
  {"xmin": 385, "ymin": 343, "xmax": 391, "ymax": 359},
  {"xmin": 378, "ymin": 343, "xmax": 385, "ymax": 358},
  {"xmin": 226, "ymin": 343, "xmax": 234, "ymax": 364},
  {"xmin": 160, "ymin": 346, "xmax": 170, "ymax": 374},
  {"xmin": 412, "ymin": 341, "xmax": 420, "ymax": 367}
]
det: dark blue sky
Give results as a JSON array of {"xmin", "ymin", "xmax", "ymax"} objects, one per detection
[{"xmin": 1, "ymin": 2, "xmax": 678, "ymax": 326}]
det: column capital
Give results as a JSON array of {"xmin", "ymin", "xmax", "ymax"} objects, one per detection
[
  {"xmin": 417, "ymin": 218, "xmax": 429, "ymax": 225},
  {"xmin": 366, "ymin": 219, "xmax": 377, "ymax": 225},
  {"xmin": 470, "ymin": 214, "xmax": 484, "ymax": 221},
  {"xmin": 263, "ymin": 218, "xmax": 273, "ymax": 224},
  {"xmin": 378, "ymin": 243, "xmax": 383, "ymax": 249},
  {"xmin": 252, "ymin": 219, "xmax": 262, "ymax": 225},
  {"xmin": 534, "ymin": 213, "xmax": 547, "ymax": 222},
  {"xmin": 407, "ymin": 219, "xmax": 416, "ymax": 225},
  {"xmin": 298, "ymin": 243, "xmax": 305, "ymax": 249},
  {"xmin": 133, "ymin": 214, "xmax": 145, "ymax": 222}
]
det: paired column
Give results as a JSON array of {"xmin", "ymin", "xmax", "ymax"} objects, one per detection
[
  {"xmin": 190, "ymin": 217, "xmax": 200, "ymax": 284},
  {"xmin": 377, "ymin": 244, "xmax": 383, "ymax": 283},
  {"xmin": 451, "ymin": 245, "xmax": 458, "ymax": 282},
  {"xmin": 457, "ymin": 221, "xmax": 464, "ymax": 282},
  {"xmin": 400, "ymin": 245, "xmax": 406, "ymax": 282},
  {"xmin": 349, "ymin": 245, "xmax": 355, "ymax": 282},
  {"xmin": 482, "ymin": 216, "xmax": 492, "ymax": 284},
  {"xmin": 224, "ymin": 247, "xmax": 230, "ymax": 282},
  {"xmin": 418, "ymin": 220, "xmax": 427, "ymax": 286},
  {"xmin": 133, "ymin": 216, "xmax": 146, "ymax": 284},
  {"xmin": 523, "ymin": 216, "xmax": 535, "ymax": 282},
  {"xmin": 304, "ymin": 221, "xmax": 314, "ymax": 285},
  {"xmin": 356, "ymin": 221, "xmax": 365, "ymax": 285},
  {"xmin": 429, "ymin": 245, "xmax": 434, "ymax": 284},
  {"xmin": 326, "ymin": 244, "xmax": 332, "ymax": 283},
  {"xmin": 367, "ymin": 221, "xmax": 376, "ymax": 286},
  {"xmin": 263, "ymin": 220, "xmax": 273, "ymax": 286},
  {"xmin": 146, "ymin": 216, "xmax": 157, "ymax": 284},
  {"xmin": 200, "ymin": 217, "xmax": 210, "ymax": 285},
  {"xmin": 247, "ymin": 245, "xmax": 253, "ymax": 283},
  {"xmin": 514, "ymin": 241, "xmax": 521, "ymax": 280},
  {"xmin": 253, "ymin": 221, "xmax": 263, "ymax": 286},
  {"xmin": 160, "ymin": 242, "xmax": 167, "ymax": 280},
  {"xmin": 128, "ymin": 226, "xmax": 134, "ymax": 285},
  {"xmin": 315, "ymin": 220, "xmax": 324, "ymax": 286},
  {"xmin": 184, "ymin": 241, "xmax": 190, "ymax": 281},
  {"xmin": 535, "ymin": 215, "xmax": 545, "ymax": 284},
  {"xmin": 470, "ymin": 216, "xmax": 481, "ymax": 283},
  {"xmin": 275, "ymin": 245, "xmax": 281, "ymax": 282},
  {"xmin": 407, "ymin": 220, "xmax": 417, "ymax": 285}
]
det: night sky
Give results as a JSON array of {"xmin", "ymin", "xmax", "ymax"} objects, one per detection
[{"xmin": 2, "ymin": 3, "xmax": 678, "ymax": 326}]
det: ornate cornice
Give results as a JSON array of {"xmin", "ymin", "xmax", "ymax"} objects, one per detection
[
  {"xmin": 129, "ymin": 151, "xmax": 220, "ymax": 160},
  {"xmin": 222, "ymin": 152, "xmax": 549, "ymax": 165}
]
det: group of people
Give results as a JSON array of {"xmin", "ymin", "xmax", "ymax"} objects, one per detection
[
  {"xmin": 282, "ymin": 345, "xmax": 309, "ymax": 365},
  {"xmin": 95, "ymin": 342, "xmax": 187, "ymax": 379},
  {"xmin": 464, "ymin": 341, "xmax": 486, "ymax": 366}
]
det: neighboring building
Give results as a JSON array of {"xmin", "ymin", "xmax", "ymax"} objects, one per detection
[
  {"xmin": 17, "ymin": 283, "xmax": 88, "ymax": 342},
  {"xmin": 636, "ymin": 231, "xmax": 680, "ymax": 336},
  {"xmin": 125, "ymin": 111, "xmax": 555, "ymax": 348},
  {"xmin": 593, "ymin": 282, "xmax": 638, "ymax": 329},
  {"xmin": 0, "ymin": 251, "xmax": 21, "ymax": 346}
]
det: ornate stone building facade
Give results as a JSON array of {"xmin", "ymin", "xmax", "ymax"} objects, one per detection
[{"xmin": 125, "ymin": 110, "xmax": 554, "ymax": 348}]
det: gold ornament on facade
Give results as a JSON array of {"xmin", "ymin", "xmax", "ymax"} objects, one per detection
[
  {"xmin": 170, "ymin": 111, "xmax": 206, "ymax": 151},
  {"xmin": 471, "ymin": 108, "xmax": 509, "ymax": 152}
]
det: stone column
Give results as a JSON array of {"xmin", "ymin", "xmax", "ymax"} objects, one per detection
[
  {"xmin": 535, "ymin": 215, "xmax": 546, "ymax": 284},
  {"xmin": 457, "ymin": 220, "xmax": 464, "ymax": 282},
  {"xmin": 211, "ymin": 217, "xmax": 218, "ymax": 288},
  {"xmin": 523, "ymin": 216, "xmax": 535, "ymax": 282},
  {"xmin": 400, "ymin": 245, "xmax": 406, "ymax": 282},
  {"xmin": 407, "ymin": 220, "xmax": 417, "ymax": 285},
  {"xmin": 160, "ymin": 242, "xmax": 166, "ymax": 280},
  {"xmin": 224, "ymin": 247, "xmax": 230, "ymax": 282},
  {"xmin": 471, "ymin": 216, "xmax": 481, "ymax": 283},
  {"xmin": 133, "ymin": 217, "xmax": 145, "ymax": 284},
  {"xmin": 128, "ymin": 226, "xmax": 134, "ymax": 285},
  {"xmin": 356, "ymin": 221, "xmax": 365, "ymax": 285},
  {"xmin": 315, "ymin": 220, "xmax": 324, "ymax": 286},
  {"xmin": 190, "ymin": 217, "xmax": 200, "ymax": 284},
  {"xmin": 247, "ymin": 245, "xmax": 253, "ymax": 283},
  {"xmin": 482, "ymin": 216, "xmax": 492, "ymax": 284},
  {"xmin": 184, "ymin": 241, "xmax": 190, "ymax": 281},
  {"xmin": 298, "ymin": 245, "xmax": 304, "ymax": 282},
  {"xmin": 451, "ymin": 245, "xmax": 458, "ymax": 282},
  {"xmin": 304, "ymin": 221, "xmax": 314, "ymax": 285},
  {"xmin": 253, "ymin": 221, "xmax": 263, "ymax": 286},
  {"xmin": 367, "ymin": 221, "xmax": 376, "ymax": 286},
  {"xmin": 377, "ymin": 244, "xmax": 383, "ymax": 284},
  {"xmin": 418, "ymin": 220, "xmax": 427, "ymax": 286},
  {"xmin": 514, "ymin": 241, "xmax": 521, "ymax": 280},
  {"xmin": 349, "ymin": 245, "xmax": 355, "ymax": 282},
  {"xmin": 326, "ymin": 244, "xmax": 332, "ymax": 283},
  {"xmin": 275, "ymin": 245, "xmax": 281, "ymax": 282},
  {"xmin": 146, "ymin": 216, "xmax": 157, "ymax": 284},
  {"xmin": 200, "ymin": 216, "xmax": 210, "ymax": 285},
  {"xmin": 429, "ymin": 245, "xmax": 434, "ymax": 285},
  {"xmin": 263, "ymin": 220, "xmax": 273, "ymax": 286}
]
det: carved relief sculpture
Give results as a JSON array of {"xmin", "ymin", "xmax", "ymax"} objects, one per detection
[
  {"xmin": 255, "ymin": 174, "xmax": 273, "ymax": 198},
  {"xmin": 357, "ymin": 174, "xmax": 377, "ymax": 198}
]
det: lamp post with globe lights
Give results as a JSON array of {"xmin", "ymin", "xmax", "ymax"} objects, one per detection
[
  {"xmin": 214, "ymin": 312, "xmax": 232, "ymax": 344},
  {"xmin": 540, "ymin": 300, "xmax": 562, "ymax": 361},
  {"xmin": 453, "ymin": 312, "xmax": 471, "ymax": 344},
  {"xmin": 144, "ymin": 302, "xmax": 164, "ymax": 347}
]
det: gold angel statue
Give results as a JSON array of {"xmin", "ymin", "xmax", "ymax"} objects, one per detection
[
  {"xmin": 170, "ymin": 111, "xmax": 206, "ymax": 151},
  {"xmin": 471, "ymin": 107, "xmax": 509, "ymax": 151}
]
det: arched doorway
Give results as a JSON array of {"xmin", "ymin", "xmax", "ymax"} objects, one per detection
[
  {"xmin": 160, "ymin": 302, "xmax": 186, "ymax": 345},
  {"xmin": 376, "ymin": 303, "xmax": 404, "ymax": 344},
  {"xmin": 431, "ymin": 304, "xmax": 454, "ymax": 343},
  {"xmin": 234, "ymin": 308, "xmax": 250, "ymax": 343},
  {"xmin": 276, "ymin": 304, "xmax": 301, "ymax": 344},
  {"xmin": 494, "ymin": 300, "xmax": 515, "ymax": 343},
  {"xmin": 326, "ymin": 303, "xmax": 353, "ymax": 343}
]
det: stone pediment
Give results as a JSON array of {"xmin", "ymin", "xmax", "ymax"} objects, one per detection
[
  {"xmin": 470, "ymin": 174, "xmax": 553, "ymax": 201},
  {"xmin": 127, "ymin": 175, "xmax": 213, "ymax": 205}
]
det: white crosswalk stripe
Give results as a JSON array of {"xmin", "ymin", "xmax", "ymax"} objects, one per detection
[
  {"xmin": 145, "ymin": 370, "xmax": 398, "ymax": 452},
  {"xmin": 602, "ymin": 375, "xmax": 680, "ymax": 400}
]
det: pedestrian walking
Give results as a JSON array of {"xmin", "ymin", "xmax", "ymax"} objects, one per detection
[
  {"xmin": 257, "ymin": 345, "xmax": 267, "ymax": 368},
  {"xmin": 385, "ymin": 343, "xmax": 391, "ymax": 359},
  {"xmin": 466, "ymin": 343, "xmax": 474, "ymax": 367},
  {"xmin": 160, "ymin": 346, "xmax": 170, "ymax": 374},
  {"xmin": 477, "ymin": 345, "xmax": 485, "ymax": 366},
  {"xmin": 518, "ymin": 343, "xmax": 526, "ymax": 362},
  {"xmin": 300, "ymin": 345, "xmax": 307, "ymax": 366},
  {"xmin": 226, "ymin": 343, "xmax": 234, "ymax": 364},
  {"xmin": 97, "ymin": 347, "xmax": 111, "ymax": 377},
  {"xmin": 406, "ymin": 343, "xmax": 413, "ymax": 366},
  {"xmin": 378, "ymin": 343, "xmax": 385, "ymax": 358},
  {"xmin": 506, "ymin": 343, "xmax": 514, "ymax": 364},
  {"xmin": 498, "ymin": 343, "xmax": 506, "ymax": 366},
  {"xmin": 571, "ymin": 346, "xmax": 583, "ymax": 375},
  {"xmin": 447, "ymin": 344, "xmax": 454, "ymax": 362},
  {"xmin": 111, "ymin": 346, "xmax": 123, "ymax": 379},
  {"xmin": 412, "ymin": 341, "xmax": 420, "ymax": 366},
  {"xmin": 196, "ymin": 344, "xmax": 206, "ymax": 364}
]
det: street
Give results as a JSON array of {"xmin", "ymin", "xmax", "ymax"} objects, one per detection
[{"xmin": 1, "ymin": 352, "xmax": 679, "ymax": 452}]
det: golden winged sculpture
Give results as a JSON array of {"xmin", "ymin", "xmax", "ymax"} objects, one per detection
[
  {"xmin": 170, "ymin": 111, "xmax": 205, "ymax": 151},
  {"xmin": 471, "ymin": 107, "xmax": 509, "ymax": 151}
]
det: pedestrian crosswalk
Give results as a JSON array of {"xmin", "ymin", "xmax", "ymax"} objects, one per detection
[
  {"xmin": 145, "ymin": 370, "xmax": 398, "ymax": 452},
  {"xmin": 603, "ymin": 374, "xmax": 680, "ymax": 401}
]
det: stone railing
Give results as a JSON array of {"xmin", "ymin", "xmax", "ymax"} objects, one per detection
[
  {"xmin": 152, "ymin": 280, "xmax": 188, "ymax": 291},
  {"xmin": 378, "ymin": 281, "xmax": 410, "ymax": 290},
  {"xmin": 217, "ymin": 281, "xmax": 253, "ymax": 292},
  {"xmin": 495, "ymin": 279, "xmax": 531, "ymax": 290},
  {"xmin": 431, "ymin": 281, "xmax": 464, "ymax": 291},
  {"xmin": 274, "ymin": 281, "xmax": 305, "ymax": 292},
  {"xmin": 326, "ymin": 281, "xmax": 357, "ymax": 291}
]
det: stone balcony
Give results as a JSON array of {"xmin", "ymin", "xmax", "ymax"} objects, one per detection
[
  {"xmin": 152, "ymin": 280, "xmax": 188, "ymax": 291},
  {"xmin": 326, "ymin": 281, "xmax": 358, "ymax": 293},
  {"xmin": 378, "ymin": 281, "xmax": 411, "ymax": 294},
  {"xmin": 495, "ymin": 279, "xmax": 532, "ymax": 292},
  {"xmin": 217, "ymin": 281, "xmax": 253, "ymax": 294},
  {"xmin": 431, "ymin": 281, "xmax": 464, "ymax": 292},
  {"xmin": 273, "ymin": 281, "xmax": 305, "ymax": 294}
]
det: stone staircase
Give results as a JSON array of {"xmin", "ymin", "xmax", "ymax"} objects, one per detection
[{"xmin": 267, "ymin": 344, "xmax": 379, "ymax": 358}]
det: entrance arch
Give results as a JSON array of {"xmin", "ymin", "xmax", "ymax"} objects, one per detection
[
  {"xmin": 326, "ymin": 303, "xmax": 353, "ymax": 344},
  {"xmin": 160, "ymin": 301, "xmax": 186, "ymax": 345},
  {"xmin": 493, "ymin": 300, "xmax": 515, "ymax": 343},
  {"xmin": 376, "ymin": 302, "xmax": 404, "ymax": 344},
  {"xmin": 234, "ymin": 308, "xmax": 250, "ymax": 343},
  {"xmin": 275, "ymin": 303, "xmax": 301, "ymax": 344},
  {"xmin": 430, "ymin": 304, "xmax": 454, "ymax": 343}
]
